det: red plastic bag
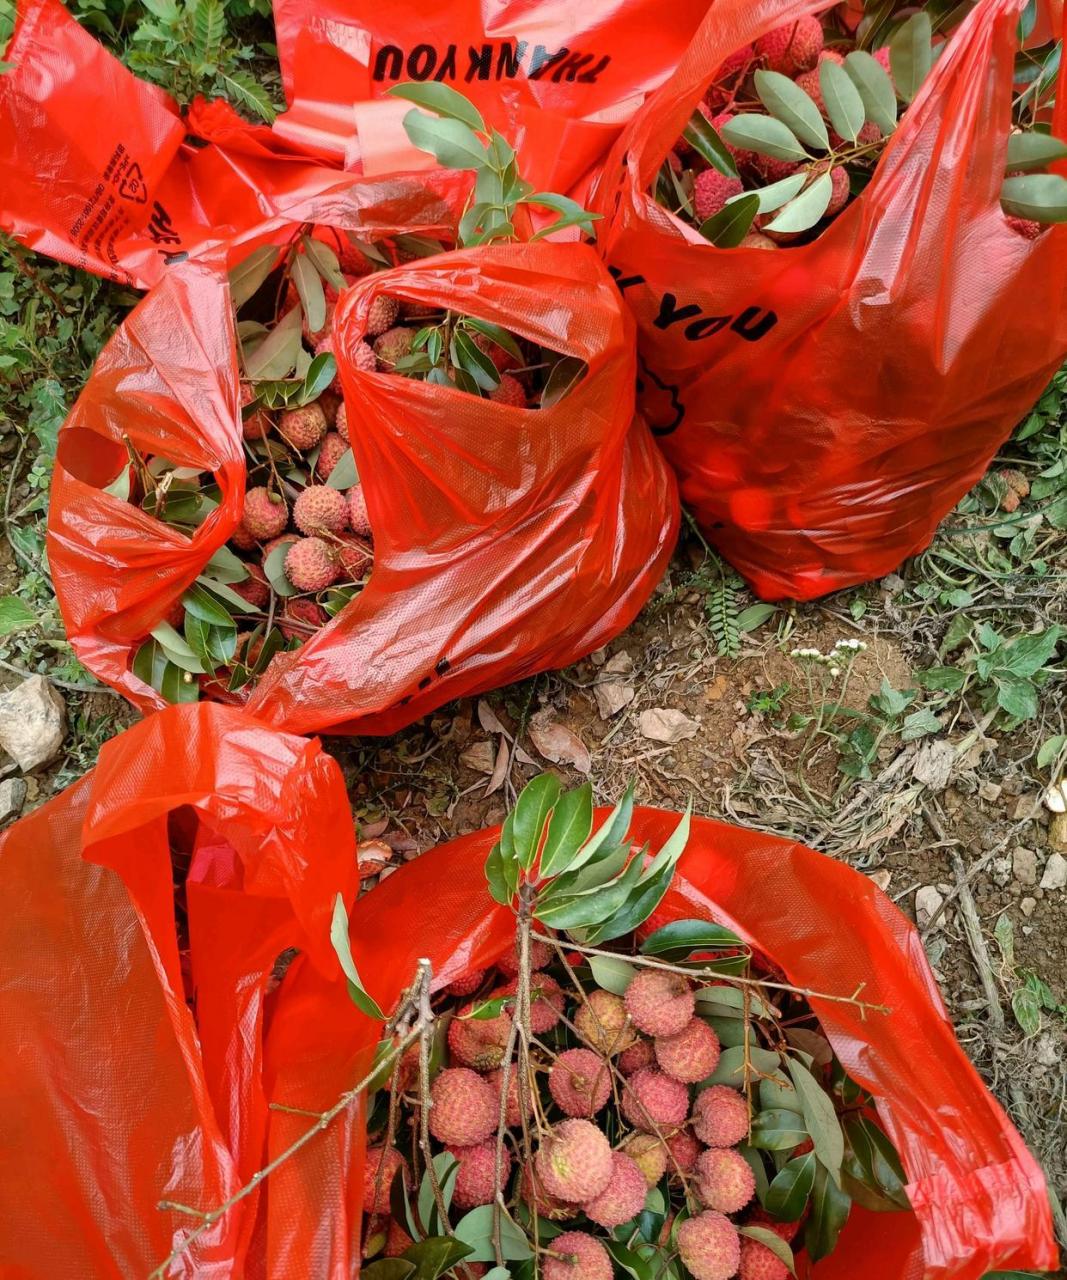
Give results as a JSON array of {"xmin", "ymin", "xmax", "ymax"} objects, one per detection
[
  {"xmin": 3, "ymin": 715, "xmax": 1054, "ymax": 1276},
  {"xmin": 592, "ymin": 0, "xmax": 1067, "ymax": 600},
  {"xmin": 47, "ymin": 220, "xmax": 678, "ymax": 735},
  {"xmin": 0, "ymin": 703, "xmax": 361, "ymax": 1277},
  {"xmin": 270, "ymin": 0, "xmax": 716, "ymax": 197}
]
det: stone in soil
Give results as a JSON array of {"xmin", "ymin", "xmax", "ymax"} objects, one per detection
[{"xmin": 0, "ymin": 676, "xmax": 66, "ymax": 771}]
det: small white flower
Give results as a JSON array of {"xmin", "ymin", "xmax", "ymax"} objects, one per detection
[{"xmin": 830, "ymin": 666, "xmax": 841, "ymax": 677}]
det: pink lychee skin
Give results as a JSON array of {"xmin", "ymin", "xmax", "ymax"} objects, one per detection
[
  {"xmin": 241, "ymin": 486, "xmax": 289, "ymax": 540},
  {"xmin": 500, "ymin": 973, "xmax": 564, "ymax": 1033},
  {"xmin": 350, "ymin": 341, "xmax": 377, "ymax": 375},
  {"xmin": 497, "ymin": 939, "xmax": 551, "ymax": 975},
  {"xmin": 336, "ymin": 537, "xmax": 371, "ymax": 582},
  {"xmin": 315, "ymin": 433, "xmax": 349, "ymax": 481},
  {"xmin": 284, "ymin": 538, "xmax": 340, "ymax": 592},
  {"xmin": 694, "ymin": 1147, "xmax": 757, "ymax": 1213},
  {"xmin": 1007, "ymin": 216, "xmax": 1045, "ymax": 240},
  {"xmin": 293, "ymin": 485, "xmax": 348, "ymax": 535},
  {"xmin": 666, "ymin": 1127, "xmax": 702, "ymax": 1173},
  {"xmin": 372, "ymin": 326, "xmax": 415, "ymax": 370},
  {"xmin": 581, "ymin": 1152, "xmax": 647, "ymax": 1228},
  {"xmin": 677, "ymin": 1212, "xmax": 742, "ymax": 1280},
  {"xmin": 487, "ymin": 1067, "xmax": 533, "ymax": 1128},
  {"xmin": 624, "ymin": 970, "xmax": 695, "ymax": 1037},
  {"xmin": 231, "ymin": 564, "xmax": 270, "ymax": 609},
  {"xmin": 446, "ymin": 969, "xmax": 486, "ymax": 997},
  {"xmin": 278, "ymin": 402, "xmax": 327, "ymax": 450},
  {"xmin": 574, "ymin": 989, "xmax": 636, "ymax": 1056},
  {"xmin": 619, "ymin": 1038, "xmax": 655, "ymax": 1075},
  {"xmin": 363, "ymin": 1146, "xmax": 406, "ymax": 1214},
  {"xmin": 825, "ymin": 166, "xmax": 850, "ymax": 218},
  {"xmin": 348, "ymin": 483, "xmax": 372, "ymax": 538},
  {"xmin": 654, "ymin": 1017, "xmax": 721, "ymax": 1083},
  {"xmin": 280, "ymin": 597, "xmax": 327, "ymax": 641},
  {"xmin": 621, "ymin": 1067, "xmax": 690, "ymax": 1132},
  {"xmin": 446, "ymin": 1141, "xmax": 512, "ymax": 1210},
  {"xmin": 335, "ymin": 401, "xmax": 350, "ymax": 443},
  {"xmin": 543, "ymin": 1231, "xmax": 613, "ymax": 1280},
  {"xmin": 535, "ymin": 1119, "xmax": 614, "ymax": 1202},
  {"xmin": 366, "ymin": 295, "xmax": 401, "ymax": 337},
  {"xmin": 428, "ymin": 1068, "xmax": 498, "ymax": 1146},
  {"xmin": 715, "ymin": 43, "xmax": 753, "ymax": 82},
  {"xmin": 240, "ymin": 384, "xmax": 271, "ymax": 441},
  {"xmin": 448, "ymin": 1001, "xmax": 513, "ymax": 1071},
  {"xmin": 693, "ymin": 169, "xmax": 745, "ymax": 223},
  {"xmin": 472, "ymin": 329, "xmax": 521, "ymax": 374},
  {"xmin": 620, "ymin": 1133, "xmax": 668, "ymax": 1187},
  {"xmin": 549, "ymin": 1048, "xmax": 612, "ymax": 1118},
  {"xmin": 231, "ymin": 523, "xmax": 259, "ymax": 550},
  {"xmin": 738, "ymin": 1237, "xmax": 790, "ymax": 1280},
  {"xmin": 711, "ymin": 110, "xmax": 756, "ymax": 170},
  {"xmin": 489, "ymin": 373, "xmax": 527, "ymax": 407},
  {"xmin": 521, "ymin": 1164, "xmax": 578, "ymax": 1222},
  {"xmin": 754, "ymin": 16, "xmax": 823, "ymax": 75},
  {"xmin": 692, "ymin": 1085, "xmax": 750, "ymax": 1148}
]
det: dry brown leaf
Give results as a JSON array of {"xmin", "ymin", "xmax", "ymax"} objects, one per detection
[
  {"xmin": 485, "ymin": 736, "xmax": 510, "ymax": 795},
  {"xmin": 477, "ymin": 699, "xmax": 511, "ymax": 739},
  {"xmin": 528, "ymin": 711, "xmax": 592, "ymax": 773},
  {"xmin": 594, "ymin": 681, "xmax": 635, "ymax": 719},
  {"xmin": 460, "ymin": 741, "xmax": 497, "ymax": 775},
  {"xmin": 639, "ymin": 708, "xmax": 699, "ymax": 744}
]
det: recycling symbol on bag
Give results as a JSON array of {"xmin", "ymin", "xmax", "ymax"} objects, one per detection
[{"xmin": 118, "ymin": 162, "xmax": 148, "ymax": 203}]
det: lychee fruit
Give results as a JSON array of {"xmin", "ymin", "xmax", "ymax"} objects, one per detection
[
  {"xmin": 549, "ymin": 1048, "xmax": 612, "ymax": 1118},
  {"xmin": 447, "ymin": 969, "xmax": 486, "ymax": 996},
  {"xmin": 366, "ymin": 295, "xmax": 401, "ymax": 337},
  {"xmin": 500, "ymin": 973, "xmax": 564, "ymax": 1033},
  {"xmin": 336, "ymin": 537, "xmax": 371, "ymax": 581},
  {"xmin": 794, "ymin": 49, "xmax": 848, "ymax": 116},
  {"xmin": 348, "ymin": 483, "xmax": 372, "ymax": 538},
  {"xmin": 694, "ymin": 1147, "xmax": 756, "ymax": 1213},
  {"xmin": 373, "ymin": 326, "xmax": 415, "ymax": 370},
  {"xmin": 624, "ymin": 971, "xmax": 694, "ymax": 1037},
  {"xmin": 753, "ymin": 155, "xmax": 801, "ymax": 183},
  {"xmin": 448, "ymin": 1000, "xmax": 513, "ymax": 1071},
  {"xmin": 619, "ymin": 1038, "xmax": 655, "ymax": 1075},
  {"xmin": 676, "ymin": 1211, "xmax": 742, "ymax": 1280},
  {"xmin": 241, "ymin": 486, "xmax": 289, "ymax": 541},
  {"xmin": 693, "ymin": 169, "xmax": 745, "ymax": 223},
  {"xmin": 497, "ymin": 939, "xmax": 552, "ymax": 975},
  {"xmin": 621, "ymin": 1067, "xmax": 689, "ymax": 1132},
  {"xmin": 446, "ymin": 1141, "xmax": 511, "ymax": 1210},
  {"xmin": 315, "ymin": 433, "xmax": 349, "ymax": 482},
  {"xmin": 755, "ymin": 17, "xmax": 823, "ymax": 75},
  {"xmin": 666, "ymin": 1127, "xmax": 702, "ymax": 1174},
  {"xmin": 1007, "ymin": 216, "xmax": 1045, "ymax": 240},
  {"xmin": 284, "ymin": 537, "xmax": 340, "ymax": 592},
  {"xmin": 710, "ymin": 110, "xmax": 756, "ymax": 171},
  {"xmin": 263, "ymin": 532, "xmax": 298, "ymax": 563},
  {"xmin": 521, "ymin": 1164, "xmax": 578, "ymax": 1221},
  {"xmin": 278, "ymin": 402, "xmax": 327, "ymax": 451},
  {"xmin": 487, "ymin": 1066, "xmax": 533, "ymax": 1128},
  {"xmin": 335, "ymin": 401, "xmax": 350, "ymax": 443},
  {"xmin": 620, "ymin": 1132, "xmax": 668, "ymax": 1187},
  {"xmin": 428, "ymin": 1068, "xmax": 497, "ymax": 1146},
  {"xmin": 231, "ymin": 523, "xmax": 259, "ymax": 551},
  {"xmin": 574, "ymin": 989, "xmax": 637, "ymax": 1056},
  {"xmin": 363, "ymin": 1146, "xmax": 406, "ymax": 1214},
  {"xmin": 873, "ymin": 45, "xmax": 893, "ymax": 77},
  {"xmin": 825, "ymin": 166, "xmax": 850, "ymax": 217},
  {"xmin": 384, "ymin": 1217, "xmax": 414, "ymax": 1257},
  {"xmin": 746, "ymin": 1208, "xmax": 800, "ymax": 1242},
  {"xmin": 740, "ymin": 232, "xmax": 778, "ymax": 250},
  {"xmin": 279, "ymin": 597, "xmax": 327, "ymax": 640},
  {"xmin": 738, "ymin": 1237, "xmax": 789, "ymax": 1280},
  {"xmin": 318, "ymin": 390, "xmax": 341, "ymax": 426},
  {"xmin": 350, "ymin": 340, "xmax": 377, "ymax": 374},
  {"xmin": 240, "ymin": 384, "xmax": 271, "ymax": 441},
  {"xmin": 472, "ymin": 329, "xmax": 521, "ymax": 374},
  {"xmin": 535, "ymin": 1119, "xmax": 613, "ymax": 1202},
  {"xmin": 294, "ymin": 485, "xmax": 348, "ymax": 535},
  {"xmin": 581, "ymin": 1152, "xmax": 647, "ymax": 1228},
  {"xmin": 714, "ymin": 43, "xmax": 753, "ymax": 83},
  {"xmin": 655, "ymin": 1018, "xmax": 721, "ymax": 1083},
  {"xmin": 692, "ymin": 1085, "xmax": 750, "ymax": 1148},
  {"xmin": 489, "ymin": 373, "xmax": 527, "ymax": 407},
  {"xmin": 231, "ymin": 563, "xmax": 270, "ymax": 610},
  {"xmin": 543, "ymin": 1231, "xmax": 612, "ymax": 1280}
]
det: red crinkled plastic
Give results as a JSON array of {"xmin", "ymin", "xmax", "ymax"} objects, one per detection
[
  {"xmin": 0, "ymin": 704, "xmax": 1056, "ymax": 1275},
  {"xmin": 592, "ymin": 0, "xmax": 1067, "ymax": 599}
]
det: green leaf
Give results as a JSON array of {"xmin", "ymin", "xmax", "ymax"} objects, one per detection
[
  {"xmin": 302, "ymin": 235, "xmax": 348, "ymax": 292},
  {"xmin": 1001, "ymin": 173, "xmax": 1067, "ymax": 224},
  {"xmin": 737, "ymin": 1145, "xmax": 771, "ymax": 1203},
  {"xmin": 330, "ymin": 893, "xmax": 386, "ymax": 1021},
  {"xmin": 765, "ymin": 1153, "xmax": 816, "ymax": 1221},
  {"xmin": 244, "ymin": 306, "xmax": 302, "ymax": 380},
  {"xmin": 386, "ymin": 82, "xmax": 486, "ymax": 133},
  {"xmin": 263, "ymin": 540, "xmax": 299, "ymax": 598},
  {"xmin": 453, "ymin": 1206, "xmax": 532, "ymax": 1262},
  {"xmin": 0, "ymin": 595, "xmax": 37, "ymax": 637},
  {"xmin": 738, "ymin": 1226, "xmax": 795, "ymax": 1276},
  {"xmin": 890, "ymin": 11, "xmax": 933, "ymax": 104},
  {"xmin": 362, "ymin": 1262, "xmax": 415, "ymax": 1280},
  {"xmin": 403, "ymin": 1236, "xmax": 471, "ymax": 1280},
  {"xmin": 765, "ymin": 172, "xmax": 834, "ymax": 233},
  {"xmin": 803, "ymin": 1162, "xmax": 851, "ymax": 1261},
  {"xmin": 461, "ymin": 996, "xmax": 511, "ymax": 1021},
  {"xmin": 995, "ymin": 676, "xmax": 1038, "ymax": 721},
  {"xmin": 1006, "ymin": 131, "xmax": 1067, "ymax": 174},
  {"xmin": 229, "ymin": 245, "xmax": 280, "ymax": 310},
  {"xmin": 589, "ymin": 954, "xmax": 638, "ymax": 995},
  {"xmin": 1012, "ymin": 982, "xmax": 1043, "ymax": 1036},
  {"xmin": 563, "ymin": 784, "xmax": 634, "ymax": 877},
  {"xmin": 541, "ymin": 356, "xmax": 587, "ymax": 409},
  {"xmin": 132, "ymin": 638, "xmax": 169, "ymax": 692},
  {"xmin": 749, "ymin": 1108, "xmax": 808, "ymax": 1151},
  {"xmin": 160, "ymin": 660, "xmax": 200, "ymax": 704},
  {"xmin": 293, "ymin": 252, "xmax": 327, "ymax": 335},
  {"xmin": 901, "ymin": 707, "xmax": 941, "ymax": 741},
  {"xmin": 511, "ymin": 774, "xmax": 562, "ymax": 871},
  {"xmin": 760, "ymin": 1071, "xmax": 802, "ymax": 1112},
  {"xmin": 526, "ymin": 192, "xmax": 602, "ymax": 240},
  {"xmin": 842, "ymin": 1116, "xmax": 908, "ymax": 1209},
  {"xmin": 537, "ymin": 853, "xmax": 642, "ymax": 931},
  {"xmin": 1002, "ymin": 626, "xmax": 1062, "ymax": 678},
  {"xmin": 301, "ymin": 353, "xmax": 337, "ymax": 404},
  {"xmin": 727, "ymin": 172, "xmax": 806, "ymax": 214},
  {"xmin": 699, "ymin": 194, "xmax": 760, "ymax": 247},
  {"xmin": 697, "ymin": 987, "xmax": 776, "ymax": 1022},
  {"xmin": 641, "ymin": 919, "xmax": 744, "ymax": 960},
  {"xmin": 450, "ymin": 329, "xmax": 500, "ymax": 391},
  {"xmin": 844, "ymin": 51, "xmax": 898, "ymax": 136},
  {"xmin": 683, "ymin": 111, "xmax": 739, "ymax": 178},
  {"xmin": 150, "ymin": 620, "xmax": 206, "ymax": 673},
  {"xmin": 217, "ymin": 68, "xmax": 276, "ymax": 123},
  {"xmin": 737, "ymin": 602, "xmax": 776, "ymax": 632},
  {"xmin": 401, "ymin": 109, "xmax": 488, "ymax": 171},
  {"xmin": 485, "ymin": 841, "xmax": 514, "ymax": 905},
  {"xmin": 705, "ymin": 1045, "xmax": 783, "ymax": 1090},
  {"xmin": 1037, "ymin": 734, "xmax": 1066, "ymax": 769},
  {"xmin": 182, "ymin": 582, "xmax": 238, "ymax": 628},
  {"xmin": 462, "ymin": 318, "xmax": 523, "ymax": 365},
  {"xmin": 754, "ymin": 70, "xmax": 829, "ymax": 151},
  {"xmin": 417, "ymin": 1154, "xmax": 460, "ymax": 1239},
  {"xmin": 820, "ymin": 60, "xmax": 866, "ymax": 144},
  {"xmin": 786, "ymin": 1058, "xmax": 844, "ymax": 1183},
  {"xmin": 326, "ymin": 449, "xmax": 359, "ymax": 490},
  {"xmin": 919, "ymin": 665, "xmax": 967, "ymax": 692},
  {"xmin": 539, "ymin": 783, "xmax": 594, "ymax": 878},
  {"xmin": 719, "ymin": 115, "xmax": 807, "ymax": 163}
]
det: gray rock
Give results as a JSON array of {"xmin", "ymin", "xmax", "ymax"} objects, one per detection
[
  {"xmin": 1039, "ymin": 851, "xmax": 1066, "ymax": 892},
  {"xmin": 0, "ymin": 776, "xmax": 27, "ymax": 823},
  {"xmin": 1021, "ymin": 897, "xmax": 1037, "ymax": 918},
  {"xmin": 0, "ymin": 676, "xmax": 66, "ymax": 772},
  {"xmin": 1013, "ymin": 847, "xmax": 1039, "ymax": 886},
  {"xmin": 638, "ymin": 708, "xmax": 699, "ymax": 744},
  {"xmin": 594, "ymin": 681, "xmax": 635, "ymax": 719}
]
